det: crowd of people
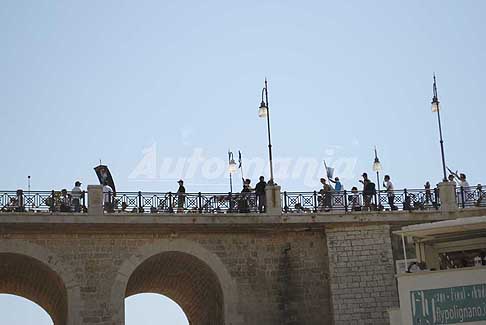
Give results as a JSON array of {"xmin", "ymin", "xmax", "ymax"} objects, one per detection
[
  {"xmin": 313, "ymin": 171, "xmax": 481, "ymax": 212},
  {"xmin": 2, "ymin": 172, "xmax": 485, "ymax": 213}
]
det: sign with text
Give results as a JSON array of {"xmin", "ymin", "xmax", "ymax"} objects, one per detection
[{"xmin": 411, "ymin": 283, "xmax": 486, "ymax": 324}]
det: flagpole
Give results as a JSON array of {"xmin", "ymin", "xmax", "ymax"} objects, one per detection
[{"xmin": 238, "ymin": 151, "xmax": 245, "ymax": 185}]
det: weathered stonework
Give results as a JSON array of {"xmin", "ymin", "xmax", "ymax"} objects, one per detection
[
  {"xmin": 0, "ymin": 227, "xmax": 331, "ymax": 325},
  {"xmin": 326, "ymin": 225, "xmax": 399, "ymax": 325},
  {"xmin": 1, "ymin": 207, "xmax": 484, "ymax": 324}
]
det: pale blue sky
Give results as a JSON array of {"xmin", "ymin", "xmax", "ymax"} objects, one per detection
[{"xmin": 1, "ymin": 0, "xmax": 485, "ymax": 322}]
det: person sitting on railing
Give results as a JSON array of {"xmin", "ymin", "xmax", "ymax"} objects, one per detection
[
  {"xmin": 475, "ymin": 184, "xmax": 486, "ymax": 207},
  {"xmin": 294, "ymin": 203, "xmax": 311, "ymax": 213},
  {"xmin": 318, "ymin": 178, "xmax": 332, "ymax": 212},
  {"xmin": 71, "ymin": 181, "xmax": 83, "ymax": 213},
  {"xmin": 239, "ymin": 181, "xmax": 251, "ymax": 213},
  {"xmin": 348, "ymin": 186, "xmax": 361, "ymax": 211},
  {"xmin": 2, "ymin": 197, "xmax": 20, "ymax": 212},
  {"xmin": 383, "ymin": 175, "xmax": 397, "ymax": 211},
  {"xmin": 119, "ymin": 202, "xmax": 129, "ymax": 213},
  {"xmin": 59, "ymin": 189, "xmax": 72, "ymax": 212}
]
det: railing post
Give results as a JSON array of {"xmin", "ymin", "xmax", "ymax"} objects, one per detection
[
  {"xmin": 168, "ymin": 192, "xmax": 173, "ymax": 213},
  {"xmin": 403, "ymin": 188, "xmax": 408, "ymax": 210},
  {"xmin": 82, "ymin": 190, "xmax": 86, "ymax": 212},
  {"xmin": 344, "ymin": 190, "xmax": 348, "ymax": 212},
  {"xmin": 87, "ymin": 185, "xmax": 103, "ymax": 215},
  {"xmin": 264, "ymin": 184, "xmax": 281, "ymax": 215},
  {"xmin": 434, "ymin": 187, "xmax": 439, "ymax": 209},
  {"xmin": 437, "ymin": 181, "xmax": 458, "ymax": 212},
  {"xmin": 138, "ymin": 191, "xmax": 142, "ymax": 213},
  {"xmin": 283, "ymin": 191, "xmax": 288, "ymax": 212},
  {"xmin": 228, "ymin": 192, "xmax": 233, "ymax": 213},
  {"xmin": 313, "ymin": 190, "xmax": 318, "ymax": 212},
  {"xmin": 198, "ymin": 192, "xmax": 202, "ymax": 213}
]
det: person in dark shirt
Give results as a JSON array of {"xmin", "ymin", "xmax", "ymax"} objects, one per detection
[
  {"xmin": 255, "ymin": 176, "xmax": 267, "ymax": 213},
  {"xmin": 177, "ymin": 179, "xmax": 186, "ymax": 213}
]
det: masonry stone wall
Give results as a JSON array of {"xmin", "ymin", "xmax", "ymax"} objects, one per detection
[
  {"xmin": 0, "ymin": 229, "xmax": 332, "ymax": 325},
  {"xmin": 326, "ymin": 224, "xmax": 399, "ymax": 325}
]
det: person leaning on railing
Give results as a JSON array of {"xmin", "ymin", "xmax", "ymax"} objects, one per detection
[
  {"xmin": 59, "ymin": 189, "xmax": 72, "ymax": 212},
  {"xmin": 349, "ymin": 187, "xmax": 361, "ymax": 211}
]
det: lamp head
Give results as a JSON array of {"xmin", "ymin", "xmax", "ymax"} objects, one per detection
[
  {"xmin": 431, "ymin": 98, "xmax": 440, "ymax": 112},
  {"xmin": 258, "ymin": 101, "xmax": 268, "ymax": 118},
  {"xmin": 373, "ymin": 157, "xmax": 382, "ymax": 172},
  {"xmin": 228, "ymin": 158, "xmax": 237, "ymax": 173}
]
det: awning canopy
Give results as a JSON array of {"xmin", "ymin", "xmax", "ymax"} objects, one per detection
[{"xmin": 393, "ymin": 216, "xmax": 486, "ymax": 242}]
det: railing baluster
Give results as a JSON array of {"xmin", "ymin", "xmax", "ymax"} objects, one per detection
[
  {"xmin": 344, "ymin": 190, "xmax": 348, "ymax": 212},
  {"xmin": 460, "ymin": 187, "xmax": 465, "ymax": 208}
]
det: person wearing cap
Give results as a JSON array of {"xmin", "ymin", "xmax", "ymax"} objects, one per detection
[
  {"xmin": 71, "ymin": 181, "xmax": 83, "ymax": 213},
  {"xmin": 177, "ymin": 180, "xmax": 186, "ymax": 213}
]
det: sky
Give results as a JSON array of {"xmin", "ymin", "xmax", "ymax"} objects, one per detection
[{"xmin": 0, "ymin": 0, "xmax": 485, "ymax": 323}]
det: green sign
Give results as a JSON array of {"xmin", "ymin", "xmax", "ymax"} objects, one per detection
[{"xmin": 411, "ymin": 283, "xmax": 486, "ymax": 324}]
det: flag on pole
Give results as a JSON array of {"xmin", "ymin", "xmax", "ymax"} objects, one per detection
[
  {"xmin": 323, "ymin": 160, "xmax": 334, "ymax": 180},
  {"xmin": 238, "ymin": 151, "xmax": 242, "ymax": 168}
]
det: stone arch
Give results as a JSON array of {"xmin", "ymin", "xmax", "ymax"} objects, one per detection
[
  {"xmin": 0, "ymin": 240, "xmax": 80, "ymax": 325},
  {"xmin": 113, "ymin": 239, "xmax": 242, "ymax": 325}
]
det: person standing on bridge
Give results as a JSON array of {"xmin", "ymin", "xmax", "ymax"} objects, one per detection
[
  {"xmin": 177, "ymin": 179, "xmax": 186, "ymax": 213},
  {"xmin": 383, "ymin": 175, "xmax": 396, "ymax": 210},
  {"xmin": 103, "ymin": 181, "xmax": 114, "ymax": 213},
  {"xmin": 71, "ymin": 181, "xmax": 83, "ymax": 213},
  {"xmin": 255, "ymin": 176, "xmax": 267, "ymax": 213}
]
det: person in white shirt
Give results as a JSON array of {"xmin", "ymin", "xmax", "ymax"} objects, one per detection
[
  {"xmin": 103, "ymin": 182, "xmax": 114, "ymax": 212},
  {"xmin": 383, "ymin": 175, "xmax": 396, "ymax": 210},
  {"xmin": 71, "ymin": 181, "xmax": 83, "ymax": 212},
  {"xmin": 458, "ymin": 173, "xmax": 470, "ymax": 206}
]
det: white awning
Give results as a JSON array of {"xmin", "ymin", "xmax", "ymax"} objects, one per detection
[{"xmin": 393, "ymin": 216, "xmax": 486, "ymax": 239}]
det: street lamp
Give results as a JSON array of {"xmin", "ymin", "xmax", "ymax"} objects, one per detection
[
  {"xmin": 431, "ymin": 74, "xmax": 448, "ymax": 182},
  {"xmin": 259, "ymin": 78, "xmax": 274, "ymax": 185},
  {"xmin": 228, "ymin": 151, "xmax": 237, "ymax": 193},
  {"xmin": 373, "ymin": 147, "xmax": 382, "ymax": 207}
]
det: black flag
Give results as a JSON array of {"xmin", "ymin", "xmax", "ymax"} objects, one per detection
[{"xmin": 94, "ymin": 165, "xmax": 116, "ymax": 193}]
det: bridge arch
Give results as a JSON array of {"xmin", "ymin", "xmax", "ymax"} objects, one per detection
[
  {"xmin": 113, "ymin": 239, "xmax": 242, "ymax": 325},
  {"xmin": 0, "ymin": 240, "xmax": 79, "ymax": 325}
]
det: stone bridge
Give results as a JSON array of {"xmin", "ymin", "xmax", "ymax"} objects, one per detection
[{"xmin": 0, "ymin": 184, "xmax": 484, "ymax": 324}]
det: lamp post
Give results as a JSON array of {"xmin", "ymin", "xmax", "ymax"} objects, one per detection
[
  {"xmin": 372, "ymin": 147, "xmax": 382, "ymax": 207},
  {"xmin": 259, "ymin": 78, "xmax": 274, "ymax": 185},
  {"xmin": 228, "ymin": 151, "xmax": 237, "ymax": 193},
  {"xmin": 431, "ymin": 74, "xmax": 448, "ymax": 182}
]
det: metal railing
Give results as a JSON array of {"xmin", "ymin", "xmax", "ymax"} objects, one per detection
[
  {"xmin": 0, "ymin": 190, "xmax": 87, "ymax": 213},
  {"xmin": 4, "ymin": 185, "xmax": 486, "ymax": 214},
  {"xmin": 281, "ymin": 188, "xmax": 440, "ymax": 213},
  {"xmin": 456, "ymin": 186, "xmax": 486, "ymax": 208},
  {"xmin": 104, "ymin": 192, "xmax": 258, "ymax": 214}
]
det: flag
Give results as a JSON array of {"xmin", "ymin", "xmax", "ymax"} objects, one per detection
[
  {"xmin": 323, "ymin": 160, "xmax": 334, "ymax": 179},
  {"xmin": 238, "ymin": 151, "xmax": 242, "ymax": 168},
  {"xmin": 326, "ymin": 167, "xmax": 334, "ymax": 179},
  {"xmin": 94, "ymin": 165, "xmax": 116, "ymax": 193}
]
